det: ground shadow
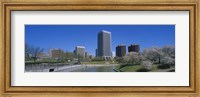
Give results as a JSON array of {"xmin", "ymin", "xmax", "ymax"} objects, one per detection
[
  {"xmin": 136, "ymin": 68, "xmax": 150, "ymax": 72},
  {"xmin": 157, "ymin": 64, "xmax": 171, "ymax": 69}
]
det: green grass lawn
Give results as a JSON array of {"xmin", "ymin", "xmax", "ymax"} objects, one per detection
[
  {"xmin": 116, "ymin": 64, "xmax": 175, "ymax": 72},
  {"xmin": 119, "ymin": 65, "xmax": 141, "ymax": 72}
]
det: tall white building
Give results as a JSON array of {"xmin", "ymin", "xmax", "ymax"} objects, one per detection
[{"xmin": 75, "ymin": 46, "xmax": 85, "ymax": 59}]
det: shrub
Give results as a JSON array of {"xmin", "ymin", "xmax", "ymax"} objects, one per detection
[{"xmin": 141, "ymin": 60, "xmax": 153, "ymax": 71}]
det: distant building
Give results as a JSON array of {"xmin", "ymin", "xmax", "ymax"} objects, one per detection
[
  {"xmin": 89, "ymin": 55, "xmax": 94, "ymax": 59},
  {"xmin": 97, "ymin": 30, "xmax": 112, "ymax": 59},
  {"xmin": 75, "ymin": 46, "xmax": 85, "ymax": 59},
  {"xmin": 49, "ymin": 48, "xmax": 64, "ymax": 59},
  {"xmin": 85, "ymin": 52, "xmax": 89, "ymax": 58},
  {"xmin": 85, "ymin": 52, "xmax": 93, "ymax": 61},
  {"xmin": 95, "ymin": 49, "xmax": 98, "ymax": 57},
  {"xmin": 112, "ymin": 51, "xmax": 116, "ymax": 58},
  {"xmin": 116, "ymin": 44, "xmax": 126, "ymax": 57},
  {"xmin": 38, "ymin": 52, "xmax": 48, "ymax": 60},
  {"xmin": 128, "ymin": 44, "xmax": 140, "ymax": 53},
  {"xmin": 48, "ymin": 49, "xmax": 53, "ymax": 57}
]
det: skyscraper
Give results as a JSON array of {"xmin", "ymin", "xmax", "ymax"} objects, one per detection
[
  {"xmin": 116, "ymin": 44, "xmax": 126, "ymax": 57},
  {"xmin": 75, "ymin": 46, "xmax": 85, "ymax": 58},
  {"xmin": 128, "ymin": 44, "xmax": 140, "ymax": 53},
  {"xmin": 97, "ymin": 30, "xmax": 112, "ymax": 59}
]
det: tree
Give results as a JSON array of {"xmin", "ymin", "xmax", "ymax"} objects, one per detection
[
  {"xmin": 30, "ymin": 46, "xmax": 44, "ymax": 63},
  {"xmin": 58, "ymin": 50, "xmax": 65, "ymax": 62},
  {"xmin": 92, "ymin": 57, "xmax": 104, "ymax": 61},
  {"xmin": 162, "ymin": 46, "xmax": 175, "ymax": 59},
  {"xmin": 77, "ymin": 54, "xmax": 84, "ymax": 61},
  {"xmin": 65, "ymin": 51, "xmax": 74, "ymax": 61},
  {"xmin": 161, "ymin": 56, "xmax": 175, "ymax": 66},
  {"xmin": 141, "ymin": 60, "xmax": 153, "ymax": 71},
  {"xmin": 25, "ymin": 43, "xmax": 31, "ymax": 61},
  {"xmin": 123, "ymin": 52, "xmax": 141, "ymax": 64},
  {"xmin": 115, "ymin": 57, "xmax": 125, "ymax": 63},
  {"xmin": 123, "ymin": 55, "xmax": 130, "ymax": 63},
  {"xmin": 142, "ymin": 47, "xmax": 163, "ymax": 63}
]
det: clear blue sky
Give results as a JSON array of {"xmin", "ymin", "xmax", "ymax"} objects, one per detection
[{"xmin": 25, "ymin": 25, "xmax": 175, "ymax": 56}]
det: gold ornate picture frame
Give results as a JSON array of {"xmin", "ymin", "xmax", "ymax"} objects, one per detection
[{"xmin": 0, "ymin": 0, "xmax": 199, "ymax": 97}]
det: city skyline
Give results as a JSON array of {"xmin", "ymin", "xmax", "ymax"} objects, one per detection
[{"xmin": 25, "ymin": 25, "xmax": 175, "ymax": 56}]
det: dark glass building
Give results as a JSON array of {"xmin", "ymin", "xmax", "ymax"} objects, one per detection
[
  {"xmin": 97, "ymin": 30, "xmax": 112, "ymax": 58},
  {"xmin": 116, "ymin": 44, "xmax": 126, "ymax": 57},
  {"xmin": 128, "ymin": 44, "xmax": 140, "ymax": 53},
  {"xmin": 95, "ymin": 49, "xmax": 98, "ymax": 57}
]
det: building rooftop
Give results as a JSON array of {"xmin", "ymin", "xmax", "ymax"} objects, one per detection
[
  {"xmin": 49, "ymin": 48, "xmax": 62, "ymax": 51},
  {"xmin": 130, "ymin": 44, "xmax": 139, "ymax": 46},
  {"xmin": 99, "ymin": 30, "xmax": 111, "ymax": 34},
  {"xmin": 76, "ymin": 46, "xmax": 85, "ymax": 48},
  {"xmin": 118, "ymin": 44, "xmax": 126, "ymax": 46}
]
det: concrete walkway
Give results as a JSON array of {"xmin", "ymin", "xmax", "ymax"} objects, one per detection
[{"xmin": 55, "ymin": 65, "xmax": 84, "ymax": 72}]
